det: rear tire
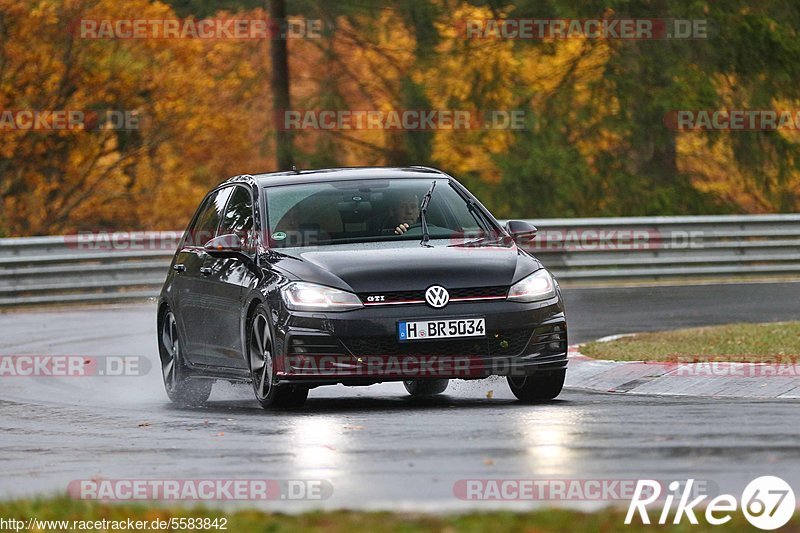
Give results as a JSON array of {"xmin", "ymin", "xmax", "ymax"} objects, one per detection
[
  {"xmin": 507, "ymin": 370, "xmax": 565, "ymax": 402},
  {"xmin": 248, "ymin": 305, "xmax": 308, "ymax": 409},
  {"xmin": 403, "ymin": 379, "xmax": 449, "ymax": 397},
  {"xmin": 158, "ymin": 308, "xmax": 213, "ymax": 407}
]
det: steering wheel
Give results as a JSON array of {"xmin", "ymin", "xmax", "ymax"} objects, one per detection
[{"xmin": 380, "ymin": 222, "xmax": 422, "ymax": 236}]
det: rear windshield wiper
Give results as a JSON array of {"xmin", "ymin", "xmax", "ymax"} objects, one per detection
[{"xmin": 419, "ymin": 180, "xmax": 437, "ymax": 247}]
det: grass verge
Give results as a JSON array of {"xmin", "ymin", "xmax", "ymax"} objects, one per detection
[
  {"xmin": 580, "ymin": 321, "xmax": 800, "ymax": 362},
  {"xmin": 0, "ymin": 497, "xmax": 787, "ymax": 532}
]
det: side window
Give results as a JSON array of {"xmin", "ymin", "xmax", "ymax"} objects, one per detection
[
  {"xmin": 218, "ymin": 186, "xmax": 254, "ymax": 249},
  {"xmin": 185, "ymin": 187, "xmax": 233, "ymax": 246}
]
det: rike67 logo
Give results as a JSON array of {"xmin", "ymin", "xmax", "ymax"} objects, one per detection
[{"xmin": 626, "ymin": 476, "xmax": 795, "ymax": 530}]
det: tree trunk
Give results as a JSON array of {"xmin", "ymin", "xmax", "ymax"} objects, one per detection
[{"xmin": 269, "ymin": 0, "xmax": 293, "ymax": 170}]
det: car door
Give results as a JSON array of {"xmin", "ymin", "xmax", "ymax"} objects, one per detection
[
  {"xmin": 200, "ymin": 185, "xmax": 259, "ymax": 369},
  {"xmin": 173, "ymin": 186, "xmax": 234, "ymax": 365}
]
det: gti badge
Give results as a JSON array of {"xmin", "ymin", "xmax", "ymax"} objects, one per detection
[{"xmin": 425, "ymin": 285, "xmax": 449, "ymax": 308}]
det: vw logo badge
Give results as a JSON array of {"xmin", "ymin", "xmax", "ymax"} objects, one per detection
[{"xmin": 425, "ymin": 285, "xmax": 450, "ymax": 308}]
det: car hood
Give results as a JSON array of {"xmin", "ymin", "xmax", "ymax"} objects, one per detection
[{"xmin": 265, "ymin": 239, "xmax": 541, "ymax": 293}]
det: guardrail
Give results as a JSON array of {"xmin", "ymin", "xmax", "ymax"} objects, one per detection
[{"xmin": 1, "ymin": 214, "xmax": 799, "ymax": 307}]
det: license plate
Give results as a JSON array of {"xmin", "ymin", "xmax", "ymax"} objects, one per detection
[{"xmin": 398, "ymin": 318, "xmax": 485, "ymax": 341}]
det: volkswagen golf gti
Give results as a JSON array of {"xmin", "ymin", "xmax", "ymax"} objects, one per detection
[{"xmin": 157, "ymin": 166, "xmax": 568, "ymax": 408}]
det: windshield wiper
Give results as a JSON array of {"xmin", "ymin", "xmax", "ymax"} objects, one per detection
[
  {"xmin": 451, "ymin": 199, "xmax": 500, "ymax": 247},
  {"xmin": 419, "ymin": 180, "xmax": 437, "ymax": 247},
  {"xmin": 466, "ymin": 198, "xmax": 495, "ymax": 230}
]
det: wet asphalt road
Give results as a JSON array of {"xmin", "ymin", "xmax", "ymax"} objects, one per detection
[{"xmin": 1, "ymin": 281, "xmax": 799, "ymax": 511}]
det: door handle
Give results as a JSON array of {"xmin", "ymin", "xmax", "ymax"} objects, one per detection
[
  {"xmin": 200, "ymin": 266, "xmax": 212, "ymax": 276},
  {"xmin": 173, "ymin": 264, "xmax": 186, "ymax": 273}
]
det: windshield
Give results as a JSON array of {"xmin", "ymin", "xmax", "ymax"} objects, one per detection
[{"xmin": 264, "ymin": 178, "xmax": 497, "ymax": 248}]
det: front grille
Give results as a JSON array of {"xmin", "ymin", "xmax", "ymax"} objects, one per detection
[
  {"xmin": 343, "ymin": 329, "xmax": 532, "ymax": 357},
  {"xmin": 359, "ymin": 285, "xmax": 508, "ymax": 305},
  {"xmin": 450, "ymin": 286, "xmax": 509, "ymax": 299}
]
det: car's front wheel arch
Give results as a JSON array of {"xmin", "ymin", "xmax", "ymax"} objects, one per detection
[
  {"xmin": 242, "ymin": 296, "xmax": 264, "ymax": 365},
  {"xmin": 247, "ymin": 304, "xmax": 307, "ymax": 408}
]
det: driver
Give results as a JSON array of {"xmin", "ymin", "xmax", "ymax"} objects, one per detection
[{"xmin": 387, "ymin": 190, "xmax": 421, "ymax": 235}]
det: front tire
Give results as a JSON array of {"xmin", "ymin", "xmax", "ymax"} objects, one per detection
[
  {"xmin": 158, "ymin": 308, "xmax": 213, "ymax": 407},
  {"xmin": 507, "ymin": 370, "xmax": 565, "ymax": 402},
  {"xmin": 248, "ymin": 305, "xmax": 308, "ymax": 408},
  {"xmin": 403, "ymin": 379, "xmax": 449, "ymax": 397}
]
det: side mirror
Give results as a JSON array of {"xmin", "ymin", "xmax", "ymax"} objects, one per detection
[
  {"xmin": 504, "ymin": 220, "xmax": 538, "ymax": 242},
  {"xmin": 203, "ymin": 233, "xmax": 245, "ymax": 256}
]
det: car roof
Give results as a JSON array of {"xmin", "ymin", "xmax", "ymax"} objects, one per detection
[{"xmin": 224, "ymin": 166, "xmax": 449, "ymax": 188}]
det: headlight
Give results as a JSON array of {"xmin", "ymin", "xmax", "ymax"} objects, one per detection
[
  {"xmin": 507, "ymin": 269, "xmax": 556, "ymax": 302},
  {"xmin": 281, "ymin": 281, "xmax": 363, "ymax": 311}
]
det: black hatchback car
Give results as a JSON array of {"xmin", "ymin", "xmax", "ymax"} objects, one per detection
[{"xmin": 157, "ymin": 166, "xmax": 567, "ymax": 408}]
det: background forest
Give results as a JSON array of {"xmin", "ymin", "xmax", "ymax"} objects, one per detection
[{"xmin": 1, "ymin": 0, "xmax": 799, "ymax": 235}]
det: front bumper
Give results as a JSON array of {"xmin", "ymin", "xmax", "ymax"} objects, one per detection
[{"xmin": 271, "ymin": 296, "xmax": 568, "ymax": 385}]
